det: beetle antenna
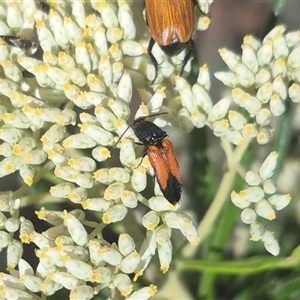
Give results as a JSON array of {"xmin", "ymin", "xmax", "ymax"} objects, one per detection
[{"xmin": 114, "ymin": 122, "xmax": 132, "ymax": 148}]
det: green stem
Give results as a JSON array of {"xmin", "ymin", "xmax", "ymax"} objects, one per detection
[{"xmin": 182, "ymin": 138, "xmax": 249, "ymax": 258}]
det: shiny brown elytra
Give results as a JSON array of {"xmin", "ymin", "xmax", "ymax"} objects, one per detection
[{"xmin": 145, "ymin": 0, "xmax": 198, "ymax": 81}]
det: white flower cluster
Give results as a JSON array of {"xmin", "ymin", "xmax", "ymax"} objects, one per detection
[
  {"xmin": 231, "ymin": 151, "xmax": 291, "ymax": 256},
  {"xmin": 0, "ymin": 0, "xmax": 213, "ymax": 299},
  {"xmin": 215, "ymin": 25, "xmax": 300, "ymax": 145}
]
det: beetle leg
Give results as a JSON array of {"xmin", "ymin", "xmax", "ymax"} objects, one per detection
[
  {"xmin": 180, "ymin": 39, "xmax": 195, "ymax": 76},
  {"xmin": 147, "ymin": 37, "xmax": 159, "ymax": 84}
]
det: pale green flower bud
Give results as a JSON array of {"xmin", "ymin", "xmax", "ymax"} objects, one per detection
[
  {"xmin": 241, "ymin": 44, "xmax": 258, "ymax": 73},
  {"xmin": 192, "ymin": 83, "xmax": 213, "ymax": 113},
  {"xmin": 231, "ymin": 190, "xmax": 250, "ymax": 209},
  {"xmin": 102, "ymin": 204, "xmax": 128, "ymax": 224},
  {"xmin": 249, "ymin": 222, "xmax": 264, "ymax": 241},
  {"xmin": 0, "ymin": 78, "xmax": 19, "ymax": 98},
  {"xmin": 90, "ymin": 267, "xmax": 111, "ymax": 284},
  {"xmin": 108, "ymin": 99, "xmax": 131, "ymax": 119},
  {"xmin": 285, "ymin": 30, "xmax": 300, "ymax": 47},
  {"xmin": 212, "ymin": 119, "xmax": 229, "ymax": 136},
  {"xmin": 74, "ymin": 172, "xmax": 94, "ymax": 189},
  {"xmin": 68, "ymin": 68, "xmax": 87, "ymax": 87},
  {"xmin": 95, "ymin": 105, "xmax": 117, "ymax": 131},
  {"xmin": 113, "ymin": 273, "xmax": 133, "ymax": 297},
  {"xmin": 24, "ymin": 149, "xmax": 47, "ymax": 165},
  {"xmin": 81, "ymin": 198, "xmax": 111, "ymax": 212},
  {"xmin": 94, "ymin": 168, "xmax": 114, "ymax": 185},
  {"xmin": 41, "ymin": 124, "xmax": 66, "ymax": 144},
  {"xmin": 268, "ymin": 194, "xmax": 291, "ymax": 210},
  {"xmin": 261, "ymin": 230, "xmax": 279, "ymax": 256},
  {"xmin": 0, "ymin": 156, "xmax": 23, "ymax": 178},
  {"xmin": 75, "ymin": 37, "xmax": 92, "ymax": 73},
  {"xmin": 18, "ymin": 258, "xmax": 34, "ymax": 277},
  {"xmin": 131, "ymin": 166, "xmax": 147, "ymax": 193},
  {"xmin": 197, "ymin": 64, "xmax": 211, "ymax": 90},
  {"xmin": 0, "ymin": 231, "xmax": 11, "ymax": 248},
  {"xmin": 175, "ymin": 77, "xmax": 197, "ymax": 113},
  {"xmin": 148, "ymin": 196, "xmax": 174, "ymax": 212},
  {"xmin": 259, "ymin": 151, "xmax": 278, "ymax": 180},
  {"xmin": 270, "ymin": 94, "xmax": 285, "ymax": 116},
  {"xmin": 120, "ymin": 190, "xmax": 138, "ymax": 208},
  {"xmin": 0, "ymin": 142, "xmax": 12, "ymax": 157},
  {"xmin": 208, "ymin": 98, "xmax": 230, "ymax": 123},
  {"xmin": 245, "ymin": 171, "xmax": 261, "ymax": 186},
  {"xmin": 54, "ymin": 165, "xmax": 78, "ymax": 182},
  {"xmin": 191, "ymin": 110, "xmax": 206, "ymax": 128},
  {"xmin": 242, "ymin": 123, "xmax": 257, "ymax": 140},
  {"xmin": 50, "ymin": 183, "xmax": 75, "ymax": 198},
  {"xmin": 218, "ymin": 48, "xmax": 241, "ymax": 71},
  {"xmin": 214, "ymin": 72, "xmax": 238, "ymax": 88},
  {"xmin": 2, "ymin": 60, "xmax": 22, "ymax": 82},
  {"xmin": 109, "ymin": 167, "xmax": 130, "ymax": 183},
  {"xmin": 65, "ymin": 258, "xmax": 93, "ymax": 281},
  {"xmin": 70, "ymin": 285, "xmax": 94, "ymax": 300},
  {"xmin": 256, "ymin": 199, "xmax": 275, "ymax": 220},
  {"xmin": 226, "ymin": 131, "xmax": 244, "ymax": 148},
  {"xmin": 120, "ymin": 250, "xmax": 140, "ymax": 273},
  {"xmin": 242, "ymin": 94, "xmax": 261, "ymax": 116},
  {"xmin": 256, "ymin": 82, "xmax": 272, "ymax": 103},
  {"xmin": 274, "ymin": 76, "xmax": 288, "ymax": 100},
  {"xmin": 94, "ymin": 27, "xmax": 108, "ymax": 55},
  {"xmin": 118, "ymin": 1, "xmax": 136, "ymax": 39},
  {"xmin": 127, "ymin": 284, "xmax": 158, "ymax": 300},
  {"xmin": 104, "ymin": 182, "xmax": 125, "ymax": 200},
  {"xmin": 273, "ymin": 33, "xmax": 289, "ymax": 60},
  {"xmin": 100, "ymin": 244, "xmax": 123, "ymax": 266},
  {"xmin": 241, "ymin": 208, "xmax": 256, "ymax": 224},
  {"xmin": 107, "ymin": 27, "xmax": 123, "ymax": 44},
  {"xmin": 263, "ymin": 179, "xmax": 277, "ymax": 195},
  {"xmin": 155, "ymin": 225, "xmax": 171, "ymax": 246},
  {"xmin": 35, "ymin": 208, "xmax": 63, "ymax": 226},
  {"xmin": 68, "ymin": 157, "xmax": 96, "ymax": 172},
  {"xmin": 19, "ymin": 165, "xmax": 35, "ymax": 186},
  {"xmin": 20, "ymin": 274, "xmax": 42, "ymax": 293},
  {"xmin": 228, "ymin": 110, "xmax": 246, "ymax": 130},
  {"xmin": 19, "ymin": 218, "xmax": 33, "ymax": 244},
  {"xmin": 272, "ymin": 58, "xmax": 287, "ymax": 78},
  {"xmin": 289, "ymin": 83, "xmax": 300, "ymax": 103},
  {"xmin": 5, "ymin": 217, "xmax": 19, "ymax": 233},
  {"xmin": 40, "ymin": 277, "xmax": 63, "ymax": 296},
  {"xmin": 118, "ymin": 233, "xmax": 135, "ymax": 256},
  {"xmin": 257, "ymin": 39, "xmax": 273, "ymax": 66},
  {"xmin": 0, "ymin": 125, "xmax": 23, "ymax": 143},
  {"xmin": 0, "ymin": 211, "xmax": 6, "ymax": 228},
  {"xmin": 256, "ymin": 127, "xmax": 272, "ymax": 145},
  {"xmin": 63, "ymin": 17, "xmax": 82, "ymax": 43},
  {"xmin": 63, "ymin": 210, "xmax": 88, "ymax": 246},
  {"xmin": 255, "ymin": 68, "xmax": 271, "ymax": 86},
  {"xmin": 86, "ymin": 74, "xmax": 106, "ymax": 93},
  {"xmin": 79, "ymin": 123, "xmax": 114, "ymax": 146},
  {"xmin": 99, "ymin": 54, "xmax": 113, "ymax": 86},
  {"xmin": 121, "ymin": 40, "xmax": 145, "ymax": 57},
  {"xmin": 0, "ymin": 286, "xmax": 32, "ymax": 300},
  {"xmin": 142, "ymin": 211, "xmax": 160, "ymax": 230},
  {"xmin": 2, "ymin": 111, "xmax": 31, "ymax": 129},
  {"xmin": 72, "ymin": 1, "xmax": 86, "ymax": 28},
  {"xmin": 68, "ymin": 187, "xmax": 87, "ymax": 203},
  {"xmin": 177, "ymin": 108, "xmax": 194, "ymax": 132},
  {"xmin": 51, "ymin": 271, "xmax": 83, "ymax": 290},
  {"xmin": 63, "ymin": 133, "xmax": 97, "ymax": 149},
  {"xmin": 36, "ymin": 19, "xmax": 58, "ymax": 52},
  {"xmin": 158, "ymin": 241, "xmax": 172, "ymax": 274},
  {"xmin": 7, "ymin": 239, "xmax": 23, "ymax": 270},
  {"xmin": 119, "ymin": 138, "xmax": 136, "ymax": 166}
]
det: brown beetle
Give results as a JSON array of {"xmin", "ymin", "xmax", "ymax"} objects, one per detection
[{"xmin": 145, "ymin": 0, "xmax": 198, "ymax": 81}]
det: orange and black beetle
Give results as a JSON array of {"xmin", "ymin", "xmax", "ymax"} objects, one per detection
[
  {"xmin": 131, "ymin": 114, "xmax": 182, "ymax": 205},
  {"xmin": 145, "ymin": 0, "xmax": 198, "ymax": 80}
]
